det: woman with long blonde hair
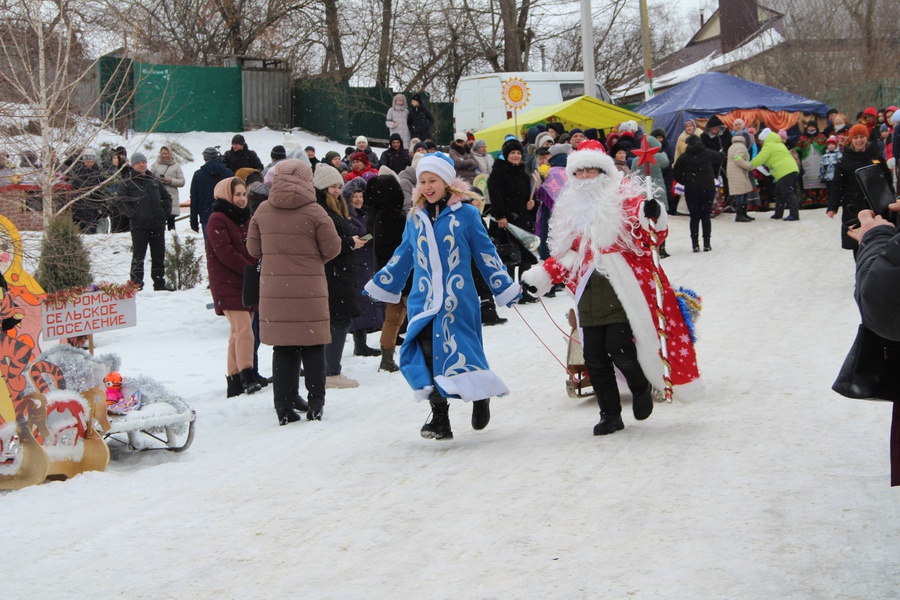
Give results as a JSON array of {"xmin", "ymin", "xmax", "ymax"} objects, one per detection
[{"xmin": 365, "ymin": 153, "xmax": 520, "ymax": 441}]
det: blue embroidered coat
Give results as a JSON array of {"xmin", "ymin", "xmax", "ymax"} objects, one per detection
[{"xmin": 365, "ymin": 197, "xmax": 519, "ymax": 401}]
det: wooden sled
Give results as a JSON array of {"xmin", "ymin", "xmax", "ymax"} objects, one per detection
[
  {"xmin": 100, "ymin": 377, "xmax": 196, "ymax": 453},
  {"xmin": 565, "ymin": 309, "xmax": 595, "ymax": 399}
]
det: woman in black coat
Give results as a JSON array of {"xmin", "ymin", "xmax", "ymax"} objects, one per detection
[
  {"xmin": 673, "ymin": 135, "xmax": 723, "ymax": 252},
  {"xmin": 312, "ymin": 165, "xmax": 365, "ymax": 388},
  {"xmin": 407, "ymin": 94, "xmax": 435, "ymax": 142},
  {"xmin": 343, "ymin": 177, "xmax": 384, "ymax": 357},
  {"xmin": 826, "ymin": 127, "xmax": 895, "ymax": 256},
  {"xmin": 364, "ymin": 175, "xmax": 411, "ymax": 371}
]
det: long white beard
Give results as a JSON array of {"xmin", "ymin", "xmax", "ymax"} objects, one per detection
[{"xmin": 548, "ymin": 176, "xmax": 642, "ymax": 260}]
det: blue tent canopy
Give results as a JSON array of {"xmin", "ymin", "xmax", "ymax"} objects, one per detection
[{"xmin": 635, "ymin": 72, "xmax": 829, "ymax": 141}]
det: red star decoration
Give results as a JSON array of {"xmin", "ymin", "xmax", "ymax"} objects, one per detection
[{"xmin": 632, "ymin": 134, "xmax": 661, "ymax": 175}]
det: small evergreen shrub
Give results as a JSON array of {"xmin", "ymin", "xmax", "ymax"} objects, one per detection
[
  {"xmin": 165, "ymin": 232, "xmax": 204, "ymax": 290},
  {"xmin": 35, "ymin": 213, "xmax": 92, "ymax": 292}
]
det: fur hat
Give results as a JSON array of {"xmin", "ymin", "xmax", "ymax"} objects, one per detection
[
  {"xmin": 312, "ymin": 163, "xmax": 344, "ymax": 190},
  {"xmin": 356, "ymin": 135, "xmax": 368, "ymax": 147},
  {"xmin": 202, "ymin": 147, "xmax": 220, "ymax": 161},
  {"xmin": 535, "ymin": 132, "xmax": 554, "ymax": 148},
  {"xmin": 565, "ymin": 139, "xmax": 615, "ymax": 179},
  {"xmin": 547, "ymin": 122, "xmax": 565, "ymax": 136},
  {"xmin": 502, "ymin": 138, "xmax": 524, "ymax": 158},
  {"xmin": 341, "ymin": 176, "xmax": 367, "ymax": 203},
  {"xmin": 549, "ymin": 143, "xmax": 572, "ymax": 157},
  {"xmin": 365, "ymin": 174, "xmax": 404, "ymax": 211},
  {"xmin": 757, "ymin": 128, "xmax": 772, "ymax": 142},
  {"xmin": 650, "ymin": 128, "xmax": 667, "ymax": 139},
  {"xmin": 608, "ymin": 142, "xmax": 627, "ymax": 158},
  {"xmin": 848, "ymin": 124, "xmax": 869, "ymax": 140},
  {"xmin": 416, "ymin": 152, "xmax": 456, "ymax": 185},
  {"xmin": 131, "ymin": 152, "xmax": 147, "ymax": 164},
  {"xmin": 274, "ymin": 158, "xmax": 313, "ymax": 183}
]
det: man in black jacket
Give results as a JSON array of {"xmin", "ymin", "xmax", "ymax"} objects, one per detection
[
  {"xmin": 190, "ymin": 147, "xmax": 233, "ymax": 237},
  {"xmin": 116, "ymin": 152, "xmax": 172, "ymax": 290},
  {"xmin": 849, "ymin": 202, "xmax": 900, "ymax": 486},
  {"xmin": 223, "ymin": 134, "xmax": 264, "ymax": 172}
]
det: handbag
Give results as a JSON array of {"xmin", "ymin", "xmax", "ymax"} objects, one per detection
[
  {"xmin": 242, "ymin": 262, "xmax": 260, "ymax": 307},
  {"xmin": 491, "ymin": 227, "xmax": 522, "ymax": 266},
  {"xmin": 832, "ymin": 324, "xmax": 900, "ymax": 401}
]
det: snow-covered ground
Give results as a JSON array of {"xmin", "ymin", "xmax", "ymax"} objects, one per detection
[{"xmin": 4, "ymin": 128, "xmax": 899, "ymax": 598}]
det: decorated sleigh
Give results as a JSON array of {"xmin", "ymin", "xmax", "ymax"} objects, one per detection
[{"xmin": 101, "ymin": 375, "xmax": 196, "ymax": 453}]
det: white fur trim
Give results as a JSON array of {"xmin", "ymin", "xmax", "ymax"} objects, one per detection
[
  {"xmin": 566, "ymin": 149, "xmax": 617, "ymax": 179},
  {"xmin": 672, "ymin": 378, "xmax": 706, "ymax": 403},
  {"xmin": 558, "ymin": 249, "xmax": 580, "ymax": 271},
  {"xmin": 435, "ymin": 370, "xmax": 510, "ymax": 402},
  {"xmin": 364, "ymin": 279, "xmax": 401, "ymax": 304},
  {"xmin": 521, "ymin": 265, "xmax": 553, "ymax": 298},
  {"xmin": 407, "ymin": 210, "xmax": 444, "ymax": 329},
  {"xmin": 495, "ymin": 282, "xmax": 521, "ymax": 308},
  {"xmin": 414, "ymin": 385, "xmax": 434, "ymax": 402}
]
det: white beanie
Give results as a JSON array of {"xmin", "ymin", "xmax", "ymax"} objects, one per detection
[
  {"xmin": 356, "ymin": 135, "xmax": 368, "ymax": 146},
  {"xmin": 618, "ymin": 121, "xmax": 633, "ymax": 133},
  {"xmin": 453, "ymin": 131, "xmax": 467, "ymax": 143},
  {"xmin": 312, "ymin": 163, "xmax": 344, "ymax": 190},
  {"xmin": 416, "ymin": 152, "xmax": 456, "ymax": 186},
  {"xmin": 758, "ymin": 128, "xmax": 772, "ymax": 142}
]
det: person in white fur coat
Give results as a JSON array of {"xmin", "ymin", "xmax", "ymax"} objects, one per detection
[{"xmin": 521, "ymin": 139, "xmax": 702, "ymax": 435}]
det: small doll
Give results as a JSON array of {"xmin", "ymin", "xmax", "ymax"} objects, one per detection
[{"xmin": 103, "ymin": 372, "xmax": 124, "ymax": 406}]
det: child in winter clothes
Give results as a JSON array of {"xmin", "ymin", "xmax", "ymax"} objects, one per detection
[
  {"xmin": 365, "ymin": 153, "xmax": 520, "ymax": 441},
  {"xmin": 819, "ymin": 136, "xmax": 842, "ymax": 198}
]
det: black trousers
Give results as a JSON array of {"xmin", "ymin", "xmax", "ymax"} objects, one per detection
[
  {"xmin": 130, "ymin": 227, "xmax": 166, "ymax": 288},
  {"xmin": 272, "ymin": 345, "xmax": 325, "ymax": 412},
  {"xmin": 773, "ymin": 172, "xmax": 799, "ymax": 218},
  {"xmin": 684, "ymin": 188, "xmax": 714, "ymax": 245},
  {"xmin": 581, "ymin": 323, "xmax": 649, "ymax": 415}
]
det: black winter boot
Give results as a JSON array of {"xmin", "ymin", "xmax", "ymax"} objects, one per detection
[
  {"xmin": 254, "ymin": 372, "xmax": 271, "ymax": 387},
  {"xmin": 276, "ymin": 407, "xmax": 303, "ymax": 426},
  {"xmin": 239, "ymin": 368, "xmax": 262, "ymax": 395},
  {"xmin": 471, "ymin": 399, "xmax": 491, "ymax": 430},
  {"xmin": 703, "ymin": 240, "xmax": 712, "ymax": 252},
  {"xmin": 593, "ymin": 413, "xmax": 625, "ymax": 436},
  {"xmin": 307, "ymin": 397, "xmax": 324, "ymax": 421},
  {"xmin": 226, "ymin": 374, "xmax": 242, "ymax": 398},
  {"xmin": 735, "ymin": 207, "xmax": 753, "ymax": 222},
  {"xmin": 353, "ymin": 330, "xmax": 380, "ymax": 357},
  {"xmin": 421, "ymin": 396, "xmax": 453, "ymax": 440},
  {"xmin": 293, "ymin": 396, "xmax": 309, "ymax": 412},
  {"xmin": 691, "ymin": 235, "xmax": 699, "ymax": 253},
  {"xmin": 632, "ymin": 384, "xmax": 654, "ymax": 421},
  {"xmin": 481, "ymin": 299, "xmax": 508, "ymax": 326},
  {"xmin": 379, "ymin": 347, "xmax": 400, "ymax": 372}
]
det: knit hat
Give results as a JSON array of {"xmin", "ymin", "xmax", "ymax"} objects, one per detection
[
  {"xmin": 416, "ymin": 152, "xmax": 456, "ymax": 185},
  {"xmin": 565, "ymin": 139, "xmax": 615, "ymax": 179},
  {"xmin": 627, "ymin": 120, "xmax": 639, "ymax": 133},
  {"xmin": 778, "ymin": 129, "xmax": 788, "ymax": 141},
  {"xmin": 202, "ymin": 147, "xmax": 220, "ymax": 161},
  {"xmin": 826, "ymin": 135, "xmax": 839, "ymax": 145},
  {"xmin": 356, "ymin": 135, "xmax": 368, "ymax": 147},
  {"xmin": 466, "ymin": 132, "xmax": 475, "ymax": 141},
  {"xmin": 732, "ymin": 118, "xmax": 745, "ymax": 129},
  {"xmin": 618, "ymin": 122, "xmax": 633, "ymax": 133},
  {"xmin": 82, "ymin": 149, "xmax": 97, "ymax": 161},
  {"xmin": 377, "ymin": 165, "xmax": 400, "ymax": 181},
  {"xmin": 848, "ymin": 123, "xmax": 869, "ymax": 140},
  {"xmin": 271, "ymin": 145, "xmax": 287, "ymax": 160},
  {"xmin": 453, "ymin": 131, "xmax": 467, "ymax": 143},
  {"xmin": 650, "ymin": 127, "xmax": 667, "ymax": 139},
  {"xmin": 351, "ymin": 152, "xmax": 369, "ymax": 165},
  {"xmin": 232, "ymin": 134, "xmax": 245, "ymax": 146},
  {"xmin": 472, "ymin": 139, "xmax": 487, "ymax": 151},
  {"xmin": 235, "ymin": 168, "xmax": 258, "ymax": 183},
  {"xmin": 324, "ymin": 150, "xmax": 341, "ymax": 164},
  {"xmin": 312, "ymin": 163, "xmax": 344, "ymax": 190},
  {"xmin": 304, "ymin": 146, "xmax": 315, "ymax": 153},
  {"xmin": 131, "ymin": 152, "xmax": 147, "ymax": 164},
  {"xmin": 535, "ymin": 132, "xmax": 554, "ymax": 148},
  {"xmin": 341, "ymin": 176, "xmax": 367, "ymax": 203},
  {"xmin": 609, "ymin": 142, "xmax": 627, "ymax": 158},
  {"xmin": 248, "ymin": 182, "xmax": 270, "ymax": 202},
  {"xmin": 413, "ymin": 142, "xmax": 428, "ymax": 153},
  {"xmin": 549, "ymin": 143, "xmax": 572, "ymax": 157},
  {"xmin": 274, "ymin": 158, "xmax": 313, "ymax": 183},
  {"xmin": 569, "ymin": 128, "xmax": 584, "ymax": 136}
]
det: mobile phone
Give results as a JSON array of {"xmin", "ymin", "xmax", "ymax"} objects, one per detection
[
  {"xmin": 360, "ymin": 234, "xmax": 373, "ymax": 241},
  {"xmin": 846, "ymin": 218, "xmax": 860, "ymax": 229}
]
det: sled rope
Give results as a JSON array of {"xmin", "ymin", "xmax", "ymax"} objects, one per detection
[
  {"xmin": 512, "ymin": 305, "xmax": 574, "ymax": 377},
  {"xmin": 539, "ymin": 299, "xmax": 578, "ymax": 343}
]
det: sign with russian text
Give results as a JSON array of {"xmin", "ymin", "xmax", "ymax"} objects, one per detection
[{"xmin": 41, "ymin": 290, "xmax": 136, "ymax": 340}]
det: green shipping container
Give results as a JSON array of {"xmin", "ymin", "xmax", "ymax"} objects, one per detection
[{"xmin": 132, "ymin": 63, "xmax": 242, "ymax": 133}]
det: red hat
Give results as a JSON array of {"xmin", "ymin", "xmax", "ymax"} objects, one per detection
[
  {"xmin": 826, "ymin": 135, "xmax": 838, "ymax": 145},
  {"xmin": 863, "ymin": 107, "xmax": 877, "ymax": 117},
  {"xmin": 577, "ymin": 139, "xmax": 606, "ymax": 153},
  {"xmin": 351, "ymin": 151, "xmax": 369, "ymax": 164},
  {"xmin": 466, "ymin": 131, "xmax": 475, "ymax": 141},
  {"xmin": 848, "ymin": 124, "xmax": 869, "ymax": 139}
]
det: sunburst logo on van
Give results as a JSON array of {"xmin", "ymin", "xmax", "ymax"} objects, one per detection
[{"xmin": 502, "ymin": 78, "xmax": 530, "ymax": 110}]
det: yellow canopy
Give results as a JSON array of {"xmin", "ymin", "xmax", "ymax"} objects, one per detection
[{"xmin": 474, "ymin": 95, "xmax": 652, "ymax": 153}]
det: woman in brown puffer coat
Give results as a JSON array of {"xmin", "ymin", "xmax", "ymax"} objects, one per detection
[{"xmin": 247, "ymin": 159, "xmax": 342, "ymax": 425}]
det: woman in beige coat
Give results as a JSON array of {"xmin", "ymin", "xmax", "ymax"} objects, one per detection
[
  {"xmin": 150, "ymin": 146, "xmax": 185, "ymax": 230},
  {"xmin": 247, "ymin": 159, "xmax": 342, "ymax": 425},
  {"xmin": 726, "ymin": 132, "xmax": 756, "ymax": 222}
]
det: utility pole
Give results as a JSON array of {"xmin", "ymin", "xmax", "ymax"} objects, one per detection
[
  {"xmin": 640, "ymin": 0, "xmax": 653, "ymax": 100},
  {"xmin": 581, "ymin": 0, "xmax": 596, "ymax": 98}
]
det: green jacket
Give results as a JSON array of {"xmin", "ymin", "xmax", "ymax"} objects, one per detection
[{"xmin": 750, "ymin": 134, "xmax": 799, "ymax": 181}]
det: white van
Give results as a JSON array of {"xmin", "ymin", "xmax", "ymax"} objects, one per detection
[{"xmin": 453, "ymin": 72, "xmax": 613, "ymax": 133}]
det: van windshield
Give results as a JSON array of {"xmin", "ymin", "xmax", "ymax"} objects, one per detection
[{"xmin": 560, "ymin": 83, "xmax": 612, "ymax": 103}]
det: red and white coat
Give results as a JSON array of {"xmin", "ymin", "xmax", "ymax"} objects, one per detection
[{"xmin": 525, "ymin": 194, "xmax": 703, "ymax": 399}]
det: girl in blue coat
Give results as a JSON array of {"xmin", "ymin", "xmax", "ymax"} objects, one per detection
[{"xmin": 365, "ymin": 153, "xmax": 520, "ymax": 440}]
